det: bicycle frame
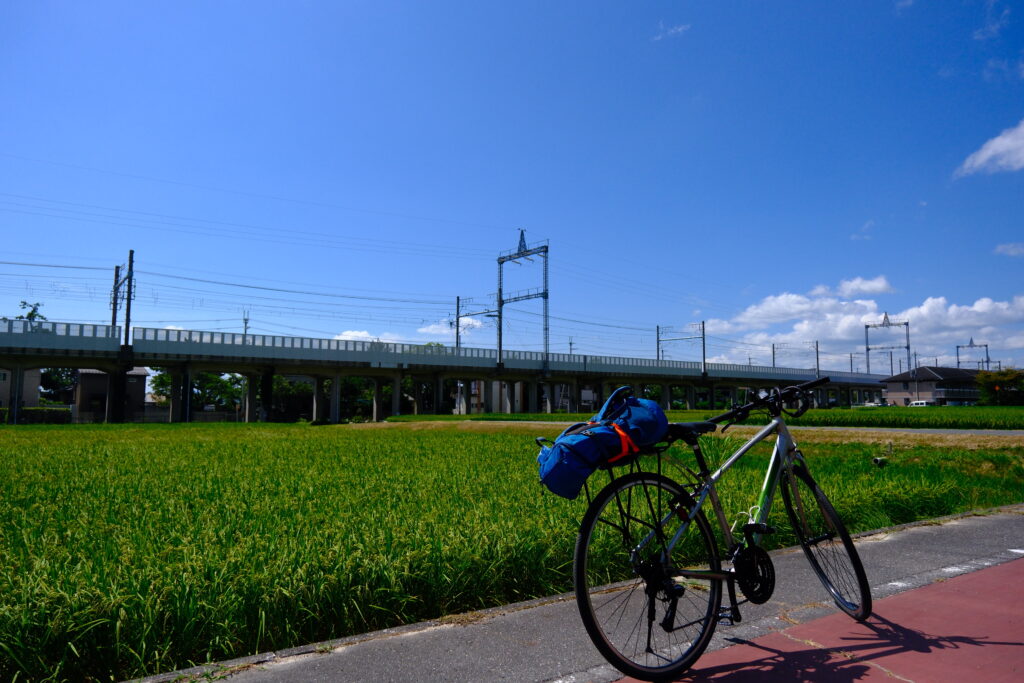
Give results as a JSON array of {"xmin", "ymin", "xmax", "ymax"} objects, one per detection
[{"xmin": 643, "ymin": 415, "xmax": 806, "ymax": 571}]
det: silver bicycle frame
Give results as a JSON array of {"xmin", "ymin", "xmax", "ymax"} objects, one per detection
[{"xmin": 649, "ymin": 416, "xmax": 806, "ymax": 560}]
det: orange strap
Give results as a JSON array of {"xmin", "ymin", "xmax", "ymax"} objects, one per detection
[{"xmin": 607, "ymin": 423, "xmax": 639, "ymax": 463}]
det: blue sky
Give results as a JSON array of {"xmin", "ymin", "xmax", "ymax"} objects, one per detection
[{"xmin": 2, "ymin": 0, "xmax": 1022, "ymax": 374}]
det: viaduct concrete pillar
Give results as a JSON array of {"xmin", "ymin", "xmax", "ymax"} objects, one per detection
[
  {"xmin": 180, "ymin": 368, "xmax": 192, "ymax": 421},
  {"xmin": 259, "ymin": 370, "xmax": 274, "ymax": 422},
  {"xmin": 483, "ymin": 379, "xmax": 494, "ymax": 413},
  {"xmin": 169, "ymin": 371, "xmax": 182, "ymax": 423},
  {"xmin": 661, "ymin": 384, "xmax": 672, "ymax": 411},
  {"xmin": 527, "ymin": 380, "xmax": 539, "ymax": 413},
  {"xmin": 434, "ymin": 376, "xmax": 445, "ymax": 415},
  {"xmin": 312, "ymin": 376, "xmax": 327, "ymax": 422},
  {"xmin": 391, "ymin": 374, "xmax": 402, "ymax": 416},
  {"xmin": 503, "ymin": 381, "xmax": 515, "ymax": 413},
  {"xmin": 542, "ymin": 382, "xmax": 552, "ymax": 414},
  {"xmin": 245, "ymin": 374, "xmax": 258, "ymax": 423},
  {"xmin": 6, "ymin": 367, "xmax": 24, "ymax": 424},
  {"xmin": 686, "ymin": 386, "xmax": 696, "ymax": 410},
  {"xmin": 372, "ymin": 378, "xmax": 383, "ymax": 421},
  {"xmin": 454, "ymin": 380, "xmax": 467, "ymax": 415},
  {"xmin": 105, "ymin": 368, "xmax": 128, "ymax": 423},
  {"xmin": 329, "ymin": 374, "xmax": 341, "ymax": 423}
]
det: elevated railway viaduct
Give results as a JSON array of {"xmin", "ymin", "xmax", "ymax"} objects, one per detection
[{"xmin": 1, "ymin": 321, "xmax": 886, "ymax": 423}]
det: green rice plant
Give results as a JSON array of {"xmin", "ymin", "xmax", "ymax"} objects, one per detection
[
  {"xmin": 389, "ymin": 406, "xmax": 1024, "ymax": 430},
  {"xmin": 0, "ymin": 423, "xmax": 1021, "ymax": 680}
]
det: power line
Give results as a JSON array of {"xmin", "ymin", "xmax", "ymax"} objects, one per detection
[
  {"xmin": 0, "ymin": 203, "xmax": 492, "ymax": 261},
  {"xmin": 138, "ymin": 269, "xmax": 452, "ymax": 305},
  {"xmin": 0, "ymin": 260, "xmax": 109, "ymax": 271},
  {"xmin": 0, "ymin": 152, "xmax": 523, "ymax": 233}
]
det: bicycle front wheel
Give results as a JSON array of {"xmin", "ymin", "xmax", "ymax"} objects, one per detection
[
  {"xmin": 574, "ymin": 472, "xmax": 721, "ymax": 682},
  {"xmin": 781, "ymin": 464, "xmax": 872, "ymax": 620}
]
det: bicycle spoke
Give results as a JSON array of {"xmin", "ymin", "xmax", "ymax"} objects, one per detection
[
  {"xmin": 783, "ymin": 466, "xmax": 871, "ymax": 620},
  {"xmin": 575, "ymin": 473, "xmax": 721, "ymax": 680}
]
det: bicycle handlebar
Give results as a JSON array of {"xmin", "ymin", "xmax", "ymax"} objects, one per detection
[{"xmin": 707, "ymin": 376, "xmax": 830, "ymax": 426}]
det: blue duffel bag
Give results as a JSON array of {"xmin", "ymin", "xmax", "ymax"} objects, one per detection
[{"xmin": 536, "ymin": 386, "xmax": 669, "ymax": 499}]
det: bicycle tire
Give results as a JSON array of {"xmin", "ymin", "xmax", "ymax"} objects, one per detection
[
  {"xmin": 781, "ymin": 464, "xmax": 872, "ymax": 620},
  {"xmin": 574, "ymin": 472, "xmax": 721, "ymax": 681}
]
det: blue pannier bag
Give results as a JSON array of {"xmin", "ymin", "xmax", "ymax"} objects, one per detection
[{"xmin": 536, "ymin": 386, "xmax": 669, "ymax": 499}]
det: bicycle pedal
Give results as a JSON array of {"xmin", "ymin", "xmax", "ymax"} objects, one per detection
[{"xmin": 717, "ymin": 608, "xmax": 737, "ymax": 626}]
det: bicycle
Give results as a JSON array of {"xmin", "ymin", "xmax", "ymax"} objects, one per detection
[{"xmin": 572, "ymin": 377, "xmax": 871, "ymax": 681}]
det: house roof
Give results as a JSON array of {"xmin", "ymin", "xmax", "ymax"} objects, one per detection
[
  {"xmin": 78, "ymin": 367, "xmax": 149, "ymax": 376},
  {"xmin": 884, "ymin": 366, "xmax": 979, "ymax": 383}
]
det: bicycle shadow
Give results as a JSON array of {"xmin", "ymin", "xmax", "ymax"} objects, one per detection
[{"xmin": 672, "ymin": 611, "xmax": 1024, "ymax": 681}]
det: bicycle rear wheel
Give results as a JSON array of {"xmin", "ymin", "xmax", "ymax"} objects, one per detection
[
  {"xmin": 574, "ymin": 472, "xmax": 721, "ymax": 681},
  {"xmin": 781, "ymin": 464, "xmax": 872, "ymax": 620}
]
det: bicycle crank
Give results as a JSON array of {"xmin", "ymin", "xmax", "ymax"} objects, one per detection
[{"xmin": 733, "ymin": 545, "xmax": 775, "ymax": 604}]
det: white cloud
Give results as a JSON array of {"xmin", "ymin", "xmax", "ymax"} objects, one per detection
[
  {"xmin": 973, "ymin": 2, "xmax": 1010, "ymax": 40},
  {"xmin": 995, "ymin": 242, "xmax": 1024, "ymax": 256},
  {"xmin": 733, "ymin": 292, "xmax": 879, "ymax": 330},
  {"xmin": 652, "ymin": 22, "xmax": 691, "ymax": 41},
  {"xmin": 334, "ymin": 330, "xmax": 401, "ymax": 343},
  {"xmin": 956, "ymin": 118, "xmax": 1024, "ymax": 176},
  {"xmin": 899, "ymin": 295, "xmax": 1024, "ymax": 332},
  {"xmin": 416, "ymin": 317, "xmax": 483, "ymax": 337},
  {"xmin": 837, "ymin": 275, "xmax": 894, "ymax": 298},
  {"xmin": 693, "ymin": 286, "xmax": 1024, "ymax": 369},
  {"xmin": 808, "ymin": 275, "xmax": 893, "ymax": 299},
  {"xmin": 850, "ymin": 219, "xmax": 875, "ymax": 241}
]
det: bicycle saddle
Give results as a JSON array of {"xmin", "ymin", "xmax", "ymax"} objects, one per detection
[{"xmin": 667, "ymin": 421, "xmax": 717, "ymax": 444}]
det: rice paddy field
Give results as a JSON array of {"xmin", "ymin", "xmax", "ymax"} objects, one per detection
[
  {"xmin": 1, "ymin": 421, "xmax": 1022, "ymax": 681},
  {"xmin": 390, "ymin": 405, "xmax": 1024, "ymax": 430}
]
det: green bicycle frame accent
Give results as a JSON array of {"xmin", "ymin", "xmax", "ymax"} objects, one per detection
[{"xmin": 650, "ymin": 415, "xmax": 808, "ymax": 567}]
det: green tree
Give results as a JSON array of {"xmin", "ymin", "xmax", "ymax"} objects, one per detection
[
  {"xmin": 149, "ymin": 368, "xmax": 245, "ymax": 411},
  {"xmin": 17, "ymin": 301, "xmax": 46, "ymax": 321},
  {"xmin": 977, "ymin": 369, "xmax": 1024, "ymax": 406},
  {"xmin": 3, "ymin": 300, "xmax": 47, "ymax": 323},
  {"xmin": 39, "ymin": 368, "xmax": 76, "ymax": 404}
]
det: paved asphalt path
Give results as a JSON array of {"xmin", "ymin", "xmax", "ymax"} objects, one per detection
[{"xmin": 139, "ymin": 505, "xmax": 1024, "ymax": 683}]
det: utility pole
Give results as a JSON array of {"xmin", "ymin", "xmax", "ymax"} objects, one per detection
[
  {"xmin": 957, "ymin": 338, "xmax": 990, "ymax": 370},
  {"xmin": 243, "ymin": 310, "xmax": 250, "ymax": 335},
  {"xmin": 699, "ymin": 321, "xmax": 706, "ymax": 375},
  {"xmin": 657, "ymin": 324, "xmax": 703, "ymax": 364},
  {"xmin": 814, "ymin": 340, "xmax": 820, "ymax": 378},
  {"xmin": 122, "ymin": 249, "xmax": 134, "ymax": 347},
  {"xmin": 568, "ymin": 336, "xmax": 575, "ymax": 354},
  {"xmin": 772, "ymin": 343, "xmax": 776, "ymax": 367},
  {"xmin": 110, "ymin": 250, "xmax": 135, "ymax": 345},
  {"xmin": 656, "ymin": 325, "xmax": 661, "ymax": 361},
  {"xmin": 110, "ymin": 264, "xmax": 121, "ymax": 329},
  {"xmin": 865, "ymin": 313, "xmax": 910, "ymax": 375},
  {"xmin": 455, "ymin": 296, "xmax": 461, "ymax": 351},
  {"xmin": 496, "ymin": 230, "xmax": 549, "ymax": 372}
]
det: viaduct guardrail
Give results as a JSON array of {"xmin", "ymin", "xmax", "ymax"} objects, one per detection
[
  {"xmin": 1, "ymin": 320, "xmax": 888, "ymax": 422},
  {"xmin": 129, "ymin": 326, "xmax": 884, "ymax": 384}
]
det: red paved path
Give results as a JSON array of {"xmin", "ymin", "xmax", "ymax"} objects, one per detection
[{"xmin": 619, "ymin": 557, "xmax": 1024, "ymax": 682}]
